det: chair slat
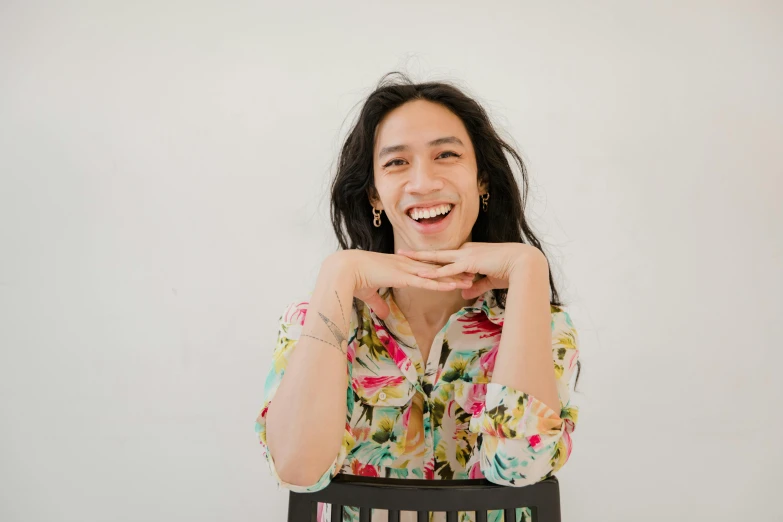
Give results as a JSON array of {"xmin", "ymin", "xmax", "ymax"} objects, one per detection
[
  {"xmin": 332, "ymin": 504, "xmax": 343, "ymax": 522},
  {"xmin": 287, "ymin": 494, "xmax": 316, "ymax": 522},
  {"xmin": 288, "ymin": 475, "xmax": 560, "ymax": 522}
]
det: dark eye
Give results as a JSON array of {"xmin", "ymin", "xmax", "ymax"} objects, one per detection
[
  {"xmin": 437, "ymin": 151, "xmax": 462, "ymax": 159},
  {"xmin": 383, "ymin": 158, "xmax": 406, "ymax": 168}
]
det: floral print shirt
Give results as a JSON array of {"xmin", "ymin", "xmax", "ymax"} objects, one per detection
[{"xmin": 255, "ymin": 289, "xmax": 580, "ymax": 522}]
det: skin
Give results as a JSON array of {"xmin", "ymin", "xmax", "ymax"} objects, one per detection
[
  {"xmin": 371, "ymin": 99, "xmax": 486, "ymax": 255},
  {"xmin": 371, "ymin": 99, "xmax": 486, "ymax": 358},
  {"xmin": 265, "ymin": 99, "xmax": 560, "ymax": 487}
]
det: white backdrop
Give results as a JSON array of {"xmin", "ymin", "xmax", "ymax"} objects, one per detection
[{"xmin": 1, "ymin": 2, "xmax": 782, "ymax": 521}]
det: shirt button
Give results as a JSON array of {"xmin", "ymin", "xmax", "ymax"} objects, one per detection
[{"xmin": 378, "ymin": 392, "xmax": 387, "ymax": 400}]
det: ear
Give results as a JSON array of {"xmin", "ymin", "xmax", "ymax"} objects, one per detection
[
  {"xmin": 478, "ymin": 175, "xmax": 489, "ymax": 196},
  {"xmin": 368, "ymin": 185, "xmax": 384, "ymax": 211}
]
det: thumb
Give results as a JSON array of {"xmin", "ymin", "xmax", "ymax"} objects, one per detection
[
  {"xmin": 360, "ymin": 291, "xmax": 390, "ymax": 320},
  {"xmin": 461, "ymin": 276, "xmax": 494, "ymax": 301}
]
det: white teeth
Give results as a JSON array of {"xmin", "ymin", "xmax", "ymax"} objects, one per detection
[{"xmin": 409, "ymin": 204, "xmax": 453, "ymax": 221}]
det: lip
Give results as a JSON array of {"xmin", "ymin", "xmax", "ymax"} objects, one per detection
[{"xmin": 407, "ymin": 204, "xmax": 455, "ymax": 235}]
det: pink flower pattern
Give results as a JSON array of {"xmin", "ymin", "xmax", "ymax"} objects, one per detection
[{"xmin": 256, "ymin": 290, "xmax": 580, "ymax": 522}]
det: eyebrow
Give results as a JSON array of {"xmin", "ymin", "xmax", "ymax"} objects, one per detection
[{"xmin": 378, "ymin": 136, "xmax": 465, "ymax": 159}]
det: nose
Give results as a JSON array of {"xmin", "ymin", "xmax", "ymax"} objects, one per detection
[{"xmin": 404, "ymin": 159, "xmax": 444, "ymax": 195}]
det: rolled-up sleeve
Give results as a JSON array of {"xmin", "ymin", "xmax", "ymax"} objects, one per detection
[
  {"xmin": 254, "ymin": 300, "xmax": 356, "ymax": 492},
  {"xmin": 469, "ymin": 308, "xmax": 579, "ymax": 487}
]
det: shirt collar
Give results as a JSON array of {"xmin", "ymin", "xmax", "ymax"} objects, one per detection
[
  {"xmin": 368, "ymin": 288, "xmax": 505, "ymax": 388},
  {"xmin": 464, "ymin": 289, "xmax": 505, "ymax": 327}
]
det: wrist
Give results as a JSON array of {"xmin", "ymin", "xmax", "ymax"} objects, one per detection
[
  {"xmin": 509, "ymin": 249, "xmax": 549, "ymax": 284},
  {"xmin": 320, "ymin": 251, "xmax": 359, "ymax": 290}
]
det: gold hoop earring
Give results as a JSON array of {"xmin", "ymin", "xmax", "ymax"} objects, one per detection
[
  {"xmin": 480, "ymin": 192, "xmax": 490, "ymax": 212},
  {"xmin": 372, "ymin": 208, "xmax": 382, "ymax": 227}
]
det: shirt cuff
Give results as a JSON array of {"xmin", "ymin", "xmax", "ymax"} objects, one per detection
[{"xmin": 468, "ymin": 382, "xmax": 565, "ymax": 450}]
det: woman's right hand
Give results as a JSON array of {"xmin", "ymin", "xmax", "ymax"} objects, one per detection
[{"xmin": 323, "ymin": 250, "xmax": 474, "ymax": 319}]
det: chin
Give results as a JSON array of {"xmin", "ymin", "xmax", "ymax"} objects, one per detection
[{"xmin": 416, "ymin": 236, "xmax": 465, "ymax": 251}]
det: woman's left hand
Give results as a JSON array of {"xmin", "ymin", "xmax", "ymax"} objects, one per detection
[{"xmin": 397, "ymin": 242, "xmax": 548, "ymax": 300}]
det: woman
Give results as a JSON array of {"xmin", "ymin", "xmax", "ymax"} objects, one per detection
[{"xmin": 255, "ymin": 73, "xmax": 580, "ymax": 522}]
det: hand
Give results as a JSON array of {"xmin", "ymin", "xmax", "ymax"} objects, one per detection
[
  {"xmin": 397, "ymin": 242, "xmax": 547, "ymax": 300},
  {"xmin": 323, "ymin": 250, "xmax": 475, "ymax": 319}
]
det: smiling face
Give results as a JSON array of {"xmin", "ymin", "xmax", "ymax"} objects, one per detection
[{"xmin": 372, "ymin": 100, "xmax": 487, "ymax": 252}]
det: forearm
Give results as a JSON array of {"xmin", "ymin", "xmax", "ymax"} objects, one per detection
[
  {"xmin": 265, "ymin": 257, "xmax": 356, "ymax": 485},
  {"xmin": 491, "ymin": 253, "xmax": 560, "ymax": 413}
]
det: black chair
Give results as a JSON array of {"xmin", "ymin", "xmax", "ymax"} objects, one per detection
[{"xmin": 288, "ymin": 475, "xmax": 561, "ymax": 522}]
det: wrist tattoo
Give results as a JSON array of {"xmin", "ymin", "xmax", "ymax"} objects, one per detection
[
  {"xmin": 301, "ymin": 333, "xmax": 346, "ymax": 355},
  {"xmin": 301, "ymin": 291, "xmax": 349, "ymax": 355}
]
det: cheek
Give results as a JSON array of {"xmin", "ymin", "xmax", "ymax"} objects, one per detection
[
  {"xmin": 462, "ymin": 198, "xmax": 480, "ymax": 227},
  {"xmin": 459, "ymin": 184, "xmax": 481, "ymax": 225},
  {"xmin": 451, "ymin": 161, "xmax": 480, "ymax": 191},
  {"xmin": 374, "ymin": 179, "xmax": 403, "ymax": 212}
]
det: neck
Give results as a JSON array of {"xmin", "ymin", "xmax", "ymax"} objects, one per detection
[{"xmin": 391, "ymin": 286, "xmax": 473, "ymax": 329}]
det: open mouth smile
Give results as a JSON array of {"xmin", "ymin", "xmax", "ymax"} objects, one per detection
[{"xmin": 405, "ymin": 203, "xmax": 454, "ymax": 234}]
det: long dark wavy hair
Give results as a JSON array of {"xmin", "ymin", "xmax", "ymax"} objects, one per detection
[{"xmin": 330, "ymin": 72, "xmax": 564, "ymax": 309}]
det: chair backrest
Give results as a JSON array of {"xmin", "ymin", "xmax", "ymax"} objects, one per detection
[{"xmin": 287, "ymin": 475, "xmax": 561, "ymax": 522}]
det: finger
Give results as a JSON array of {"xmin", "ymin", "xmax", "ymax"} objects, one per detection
[
  {"xmin": 393, "ymin": 263, "xmax": 471, "ymax": 290},
  {"xmin": 417, "ymin": 261, "xmax": 472, "ymax": 279},
  {"xmin": 397, "ymin": 249, "xmax": 461, "ymax": 265},
  {"xmin": 402, "ymin": 275, "xmax": 459, "ymax": 292},
  {"xmin": 461, "ymin": 276, "xmax": 494, "ymax": 300},
  {"xmin": 426, "ymin": 272, "xmax": 474, "ymax": 289},
  {"xmin": 401, "ymin": 259, "xmax": 475, "ymax": 279},
  {"xmin": 404, "ymin": 258, "xmax": 447, "ymax": 271},
  {"xmin": 458, "ymin": 272, "xmax": 478, "ymax": 283},
  {"xmin": 439, "ymin": 272, "xmax": 474, "ymax": 283},
  {"xmin": 395, "ymin": 257, "xmax": 444, "ymax": 275},
  {"xmin": 449, "ymin": 276, "xmax": 473, "ymax": 290},
  {"xmin": 359, "ymin": 292, "xmax": 390, "ymax": 320}
]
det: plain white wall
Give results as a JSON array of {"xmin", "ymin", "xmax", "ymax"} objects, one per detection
[{"xmin": 1, "ymin": 1, "xmax": 781, "ymax": 521}]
